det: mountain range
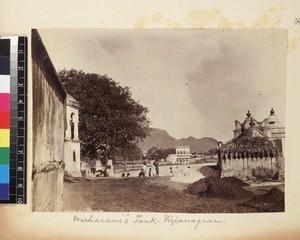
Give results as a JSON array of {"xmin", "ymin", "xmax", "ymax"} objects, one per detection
[{"xmin": 138, "ymin": 128, "xmax": 218, "ymax": 153}]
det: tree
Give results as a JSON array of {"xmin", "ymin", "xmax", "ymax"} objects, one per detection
[
  {"xmin": 58, "ymin": 69, "xmax": 151, "ymax": 160},
  {"xmin": 160, "ymin": 148, "xmax": 176, "ymax": 160},
  {"xmin": 146, "ymin": 147, "xmax": 175, "ymax": 160},
  {"xmin": 146, "ymin": 147, "xmax": 159, "ymax": 159},
  {"xmin": 120, "ymin": 142, "xmax": 143, "ymax": 161}
]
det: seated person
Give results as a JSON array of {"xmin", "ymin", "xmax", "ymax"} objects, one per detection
[
  {"xmin": 168, "ymin": 167, "xmax": 174, "ymax": 177},
  {"xmin": 138, "ymin": 169, "xmax": 146, "ymax": 177}
]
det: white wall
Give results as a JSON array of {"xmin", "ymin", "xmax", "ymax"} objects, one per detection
[{"xmin": 64, "ymin": 141, "xmax": 81, "ymax": 177}]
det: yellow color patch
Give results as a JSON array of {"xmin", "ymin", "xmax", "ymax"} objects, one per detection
[{"xmin": 0, "ymin": 129, "xmax": 10, "ymax": 147}]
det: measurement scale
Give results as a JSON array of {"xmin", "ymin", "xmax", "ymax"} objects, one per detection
[{"xmin": 0, "ymin": 36, "xmax": 27, "ymax": 204}]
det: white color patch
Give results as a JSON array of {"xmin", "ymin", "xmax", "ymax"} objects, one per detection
[{"xmin": 0, "ymin": 75, "xmax": 10, "ymax": 93}]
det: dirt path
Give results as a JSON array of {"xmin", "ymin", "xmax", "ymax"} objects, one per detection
[{"xmin": 63, "ymin": 177, "xmax": 284, "ymax": 213}]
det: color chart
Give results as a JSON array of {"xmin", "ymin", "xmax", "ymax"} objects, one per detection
[{"xmin": 0, "ymin": 36, "xmax": 27, "ymax": 204}]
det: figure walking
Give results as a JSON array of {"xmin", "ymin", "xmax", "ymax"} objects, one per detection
[{"xmin": 153, "ymin": 154, "xmax": 159, "ymax": 176}]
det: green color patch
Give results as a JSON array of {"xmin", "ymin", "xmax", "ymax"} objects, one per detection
[{"xmin": 0, "ymin": 147, "xmax": 9, "ymax": 165}]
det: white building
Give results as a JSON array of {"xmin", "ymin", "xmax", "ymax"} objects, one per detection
[
  {"xmin": 64, "ymin": 94, "xmax": 82, "ymax": 177},
  {"xmin": 166, "ymin": 146, "xmax": 196, "ymax": 164},
  {"xmin": 166, "ymin": 154, "xmax": 177, "ymax": 164},
  {"xmin": 176, "ymin": 146, "xmax": 190, "ymax": 155}
]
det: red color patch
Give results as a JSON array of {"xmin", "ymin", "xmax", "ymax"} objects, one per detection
[
  {"xmin": 0, "ymin": 93, "xmax": 10, "ymax": 111},
  {"xmin": 0, "ymin": 111, "xmax": 10, "ymax": 129}
]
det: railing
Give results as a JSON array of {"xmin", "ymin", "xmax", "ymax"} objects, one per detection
[
  {"xmin": 218, "ymin": 149, "xmax": 278, "ymax": 161},
  {"xmin": 218, "ymin": 149, "xmax": 279, "ymax": 179}
]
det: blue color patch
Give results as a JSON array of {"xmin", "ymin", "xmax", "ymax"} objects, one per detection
[
  {"xmin": 0, "ymin": 165, "xmax": 9, "ymax": 183},
  {"xmin": 0, "ymin": 183, "xmax": 9, "ymax": 200}
]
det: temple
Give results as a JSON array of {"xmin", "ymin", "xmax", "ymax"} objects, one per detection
[
  {"xmin": 217, "ymin": 108, "xmax": 285, "ymax": 181},
  {"xmin": 233, "ymin": 108, "xmax": 285, "ymax": 156}
]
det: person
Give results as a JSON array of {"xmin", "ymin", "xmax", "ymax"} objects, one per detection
[
  {"xmin": 186, "ymin": 166, "xmax": 191, "ymax": 176},
  {"xmin": 98, "ymin": 145, "xmax": 108, "ymax": 166},
  {"xmin": 153, "ymin": 156, "xmax": 159, "ymax": 176},
  {"xmin": 95, "ymin": 168, "xmax": 107, "ymax": 177},
  {"xmin": 174, "ymin": 166, "xmax": 180, "ymax": 176},
  {"xmin": 142, "ymin": 161, "xmax": 147, "ymax": 176},
  {"xmin": 138, "ymin": 169, "xmax": 145, "ymax": 177},
  {"xmin": 91, "ymin": 167, "xmax": 96, "ymax": 176},
  {"xmin": 168, "ymin": 167, "xmax": 174, "ymax": 177},
  {"xmin": 121, "ymin": 173, "xmax": 125, "ymax": 177},
  {"xmin": 150, "ymin": 159, "xmax": 155, "ymax": 176},
  {"xmin": 126, "ymin": 173, "xmax": 131, "ymax": 177},
  {"xmin": 148, "ymin": 168, "xmax": 152, "ymax": 177}
]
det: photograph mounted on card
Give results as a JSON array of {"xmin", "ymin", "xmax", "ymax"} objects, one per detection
[{"xmin": 31, "ymin": 28, "xmax": 286, "ymax": 213}]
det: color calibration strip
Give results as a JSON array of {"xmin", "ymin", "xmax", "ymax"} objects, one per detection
[
  {"xmin": 0, "ymin": 36, "xmax": 27, "ymax": 204},
  {"xmin": 0, "ymin": 38, "xmax": 10, "ymax": 200}
]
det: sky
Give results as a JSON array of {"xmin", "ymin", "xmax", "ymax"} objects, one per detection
[{"xmin": 38, "ymin": 29, "xmax": 286, "ymax": 142}]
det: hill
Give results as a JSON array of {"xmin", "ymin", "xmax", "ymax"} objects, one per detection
[{"xmin": 138, "ymin": 128, "xmax": 218, "ymax": 153}]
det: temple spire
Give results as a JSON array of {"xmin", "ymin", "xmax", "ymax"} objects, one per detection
[
  {"xmin": 246, "ymin": 110, "xmax": 251, "ymax": 118},
  {"xmin": 270, "ymin": 108, "xmax": 275, "ymax": 116}
]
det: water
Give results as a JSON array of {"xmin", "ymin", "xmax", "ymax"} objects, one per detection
[{"xmin": 116, "ymin": 162, "xmax": 217, "ymax": 183}]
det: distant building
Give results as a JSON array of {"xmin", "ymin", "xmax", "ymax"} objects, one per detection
[
  {"xmin": 64, "ymin": 94, "xmax": 82, "ymax": 177},
  {"xmin": 166, "ymin": 146, "xmax": 203, "ymax": 164},
  {"xmin": 166, "ymin": 154, "xmax": 177, "ymax": 164},
  {"xmin": 175, "ymin": 146, "xmax": 191, "ymax": 164},
  {"xmin": 176, "ymin": 146, "xmax": 190, "ymax": 155}
]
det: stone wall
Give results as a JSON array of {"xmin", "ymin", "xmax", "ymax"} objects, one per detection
[
  {"xmin": 32, "ymin": 29, "xmax": 66, "ymax": 211},
  {"xmin": 219, "ymin": 151, "xmax": 282, "ymax": 180}
]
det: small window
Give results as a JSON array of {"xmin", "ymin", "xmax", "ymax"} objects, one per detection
[
  {"xmin": 70, "ymin": 113, "xmax": 75, "ymax": 140},
  {"xmin": 73, "ymin": 151, "xmax": 76, "ymax": 162}
]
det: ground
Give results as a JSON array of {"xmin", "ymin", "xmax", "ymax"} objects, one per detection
[{"xmin": 63, "ymin": 176, "xmax": 284, "ymax": 213}]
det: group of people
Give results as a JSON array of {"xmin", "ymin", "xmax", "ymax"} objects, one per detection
[
  {"xmin": 138, "ymin": 159, "xmax": 160, "ymax": 177},
  {"xmin": 120, "ymin": 154, "xmax": 194, "ymax": 178},
  {"xmin": 121, "ymin": 172, "xmax": 131, "ymax": 177}
]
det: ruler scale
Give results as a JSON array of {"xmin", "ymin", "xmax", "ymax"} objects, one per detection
[{"xmin": 0, "ymin": 36, "xmax": 27, "ymax": 204}]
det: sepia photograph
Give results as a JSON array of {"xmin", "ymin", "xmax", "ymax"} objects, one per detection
[{"xmin": 31, "ymin": 28, "xmax": 286, "ymax": 213}]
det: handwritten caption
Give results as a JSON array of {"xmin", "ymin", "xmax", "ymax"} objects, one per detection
[
  {"xmin": 294, "ymin": 18, "xmax": 300, "ymax": 24},
  {"xmin": 72, "ymin": 214, "xmax": 225, "ymax": 230}
]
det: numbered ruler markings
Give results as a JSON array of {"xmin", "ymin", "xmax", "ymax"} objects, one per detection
[{"xmin": 16, "ymin": 37, "xmax": 27, "ymax": 204}]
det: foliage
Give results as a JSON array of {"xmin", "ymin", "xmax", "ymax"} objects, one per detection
[
  {"xmin": 221, "ymin": 136, "xmax": 277, "ymax": 152},
  {"xmin": 117, "ymin": 142, "xmax": 143, "ymax": 161},
  {"xmin": 146, "ymin": 147, "xmax": 176, "ymax": 160},
  {"xmin": 58, "ymin": 69, "xmax": 150, "ymax": 160},
  {"xmin": 204, "ymin": 148, "xmax": 218, "ymax": 155},
  {"xmin": 146, "ymin": 147, "xmax": 159, "ymax": 159}
]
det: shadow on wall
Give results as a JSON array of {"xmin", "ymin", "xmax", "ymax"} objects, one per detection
[{"xmin": 32, "ymin": 29, "xmax": 66, "ymax": 212}]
